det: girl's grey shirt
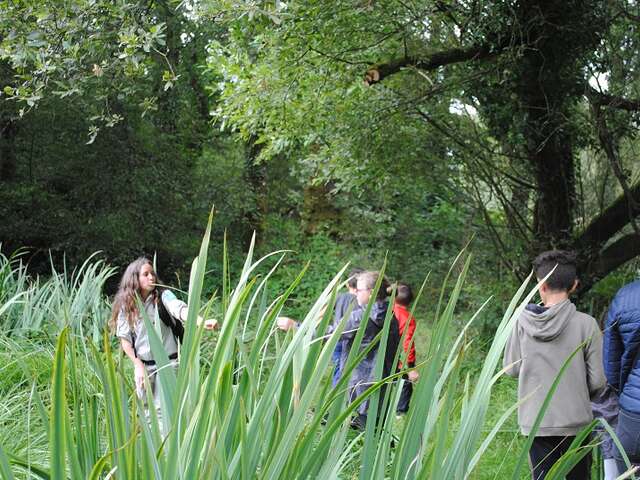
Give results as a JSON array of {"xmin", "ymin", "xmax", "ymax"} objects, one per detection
[{"xmin": 115, "ymin": 290, "xmax": 186, "ymax": 361}]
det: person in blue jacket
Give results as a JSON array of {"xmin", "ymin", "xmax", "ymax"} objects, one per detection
[
  {"xmin": 604, "ymin": 279, "xmax": 640, "ymax": 473},
  {"xmin": 329, "ymin": 267, "xmax": 363, "ymax": 385},
  {"xmin": 341, "ymin": 271, "xmax": 400, "ymax": 430}
]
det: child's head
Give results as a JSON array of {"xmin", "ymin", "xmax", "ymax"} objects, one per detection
[
  {"xmin": 121, "ymin": 257, "xmax": 157, "ymax": 297},
  {"xmin": 355, "ymin": 271, "xmax": 390, "ymax": 306},
  {"xmin": 532, "ymin": 250, "xmax": 578, "ymax": 299},
  {"xmin": 395, "ymin": 283, "xmax": 413, "ymax": 306},
  {"xmin": 346, "ymin": 267, "xmax": 365, "ymax": 293}
]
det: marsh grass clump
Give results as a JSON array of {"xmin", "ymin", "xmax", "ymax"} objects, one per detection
[
  {"xmin": 0, "ymin": 249, "xmax": 114, "ymax": 341},
  {"xmin": 0, "ymin": 218, "xmax": 611, "ymax": 479}
]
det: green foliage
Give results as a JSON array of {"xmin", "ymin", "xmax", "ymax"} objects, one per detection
[
  {"xmin": 1, "ymin": 0, "xmax": 258, "ymax": 281},
  {"xmin": 0, "ymin": 0, "xmax": 167, "ymax": 119},
  {"xmin": 2, "ymin": 0, "xmax": 640, "ymax": 344},
  {"xmin": 582, "ymin": 257, "xmax": 640, "ymax": 323},
  {"xmin": 1, "ymin": 1, "xmax": 638, "ymax": 474},
  {"xmin": 202, "ymin": 0, "xmax": 640, "ymax": 295},
  {"xmin": 1, "ymin": 219, "xmax": 616, "ymax": 478},
  {"xmin": 0, "ymin": 248, "xmax": 114, "ymax": 340},
  {"xmin": 0, "ymin": 86, "xmax": 252, "ymax": 280}
]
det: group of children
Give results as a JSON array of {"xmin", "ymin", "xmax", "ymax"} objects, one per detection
[
  {"xmin": 330, "ymin": 270, "xmax": 419, "ymax": 428},
  {"xmin": 109, "ymin": 258, "xmax": 420, "ymax": 435},
  {"xmin": 111, "ymin": 250, "xmax": 640, "ymax": 479},
  {"xmin": 278, "ymin": 268, "xmax": 420, "ymax": 428}
]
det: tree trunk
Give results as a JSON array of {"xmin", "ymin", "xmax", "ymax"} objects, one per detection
[
  {"xmin": 243, "ymin": 138, "xmax": 268, "ymax": 248},
  {"xmin": 301, "ymin": 182, "xmax": 341, "ymax": 236},
  {"xmin": 0, "ymin": 116, "xmax": 17, "ymax": 181},
  {"xmin": 529, "ymin": 125, "xmax": 575, "ymax": 250},
  {"xmin": 516, "ymin": 2, "xmax": 579, "ymax": 252}
]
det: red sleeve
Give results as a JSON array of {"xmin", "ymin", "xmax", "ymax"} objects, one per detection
[
  {"xmin": 405, "ymin": 316, "xmax": 417, "ymax": 364},
  {"xmin": 394, "ymin": 304, "xmax": 417, "ymax": 366}
]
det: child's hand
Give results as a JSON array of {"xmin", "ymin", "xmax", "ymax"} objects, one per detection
[
  {"xmin": 277, "ymin": 316, "xmax": 297, "ymax": 331},
  {"xmin": 204, "ymin": 318, "xmax": 219, "ymax": 330},
  {"xmin": 408, "ymin": 370, "xmax": 419, "ymax": 383},
  {"xmin": 197, "ymin": 316, "xmax": 219, "ymax": 330},
  {"xmin": 134, "ymin": 360, "xmax": 146, "ymax": 395}
]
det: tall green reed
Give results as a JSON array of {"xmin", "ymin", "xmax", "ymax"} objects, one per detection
[
  {"xmin": 0, "ymin": 249, "xmax": 114, "ymax": 340},
  {"xmin": 0, "ymin": 215, "xmax": 622, "ymax": 478}
]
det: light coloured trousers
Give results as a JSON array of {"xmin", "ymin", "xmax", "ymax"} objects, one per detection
[{"xmin": 137, "ymin": 361, "xmax": 178, "ymax": 435}]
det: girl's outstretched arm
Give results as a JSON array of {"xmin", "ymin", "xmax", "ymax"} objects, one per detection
[{"xmin": 161, "ymin": 289, "xmax": 218, "ymax": 329}]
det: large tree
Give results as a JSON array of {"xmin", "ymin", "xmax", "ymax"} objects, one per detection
[
  {"xmin": 0, "ymin": 0, "xmax": 254, "ymax": 272},
  {"xmin": 206, "ymin": 0, "xmax": 640, "ymax": 294}
]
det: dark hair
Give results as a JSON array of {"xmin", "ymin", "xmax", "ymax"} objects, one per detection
[
  {"xmin": 532, "ymin": 250, "xmax": 577, "ymax": 291},
  {"xmin": 357, "ymin": 271, "xmax": 390, "ymax": 301},
  {"xmin": 395, "ymin": 283, "xmax": 413, "ymax": 306},
  {"xmin": 347, "ymin": 267, "xmax": 365, "ymax": 289}
]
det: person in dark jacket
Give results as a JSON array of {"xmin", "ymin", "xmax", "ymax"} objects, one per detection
[
  {"xmin": 341, "ymin": 271, "xmax": 400, "ymax": 430},
  {"xmin": 604, "ymin": 279, "xmax": 640, "ymax": 473},
  {"xmin": 330, "ymin": 268, "xmax": 363, "ymax": 386}
]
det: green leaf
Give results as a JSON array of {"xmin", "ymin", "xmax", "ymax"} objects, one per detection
[{"xmin": 50, "ymin": 328, "xmax": 68, "ymax": 480}]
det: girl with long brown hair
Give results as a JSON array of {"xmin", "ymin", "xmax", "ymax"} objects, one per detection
[{"xmin": 110, "ymin": 257, "xmax": 217, "ymax": 429}]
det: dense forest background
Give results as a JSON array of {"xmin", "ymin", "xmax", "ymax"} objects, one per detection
[{"xmin": 2, "ymin": 0, "xmax": 640, "ymax": 329}]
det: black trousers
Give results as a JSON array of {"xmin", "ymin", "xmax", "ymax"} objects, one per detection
[
  {"xmin": 396, "ymin": 362, "xmax": 414, "ymax": 414},
  {"xmin": 397, "ymin": 377, "xmax": 413, "ymax": 413},
  {"xmin": 529, "ymin": 435, "xmax": 591, "ymax": 480}
]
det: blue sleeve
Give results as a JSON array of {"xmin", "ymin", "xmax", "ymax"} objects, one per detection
[
  {"xmin": 604, "ymin": 301, "xmax": 623, "ymax": 390},
  {"xmin": 160, "ymin": 289, "xmax": 177, "ymax": 302},
  {"xmin": 161, "ymin": 289, "xmax": 187, "ymax": 321},
  {"xmin": 343, "ymin": 309, "xmax": 363, "ymax": 341}
]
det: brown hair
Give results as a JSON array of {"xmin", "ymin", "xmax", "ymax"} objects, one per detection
[
  {"xmin": 347, "ymin": 267, "xmax": 365, "ymax": 289},
  {"xmin": 395, "ymin": 282, "xmax": 413, "ymax": 306},
  {"xmin": 357, "ymin": 271, "xmax": 390, "ymax": 301},
  {"xmin": 109, "ymin": 257, "xmax": 161, "ymax": 332}
]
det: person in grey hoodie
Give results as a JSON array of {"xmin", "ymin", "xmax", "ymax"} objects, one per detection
[{"xmin": 504, "ymin": 250, "xmax": 606, "ymax": 480}]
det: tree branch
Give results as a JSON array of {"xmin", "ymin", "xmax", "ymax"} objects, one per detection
[
  {"xmin": 572, "ymin": 182, "xmax": 640, "ymax": 255},
  {"xmin": 588, "ymin": 87, "xmax": 640, "ymax": 112},
  {"xmin": 578, "ymin": 233, "xmax": 640, "ymax": 294},
  {"xmin": 365, "ymin": 42, "xmax": 508, "ymax": 85},
  {"xmin": 590, "ymin": 103, "xmax": 640, "ymax": 237},
  {"xmin": 618, "ymin": 6, "xmax": 640, "ymax": 24},
  {"xmin": 469, "ymin": 179, "xmax": 525, "ymax": 282}
]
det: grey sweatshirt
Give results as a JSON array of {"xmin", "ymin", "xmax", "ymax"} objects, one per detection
[{"xmin": 503, "ymin": 299, "xmax": 606, "ymax": 436}]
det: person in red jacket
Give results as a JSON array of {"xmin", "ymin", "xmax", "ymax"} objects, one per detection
[{"xmin": 393, "ymin": 283, "xmax": 419, "ymax": 414}]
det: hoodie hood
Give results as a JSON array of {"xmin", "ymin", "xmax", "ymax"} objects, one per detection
[
  {"xmin": 519, "ymin": 299, "xmax": 576, "ymax": 341},
  {"xmin": 370, "ymin": 300, "xmax": 389, "ymax": 327}
]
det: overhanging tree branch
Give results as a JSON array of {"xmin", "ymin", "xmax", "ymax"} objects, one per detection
[
  {"xmin": 365, "ymin": 42, "xmax": 509, "ymax": 85},
  {"xmin": 578, "ymin": 233, "xmax": 640, "ymax": 294},
  {"xmin": 590, "ymin": 102, "xmax": 640, "ymax": 238},
  {"xmin": 572, "ymin": 182, "xmax": 640, "ymax": 255},
  {"xmin": 588, "ymin": 87, "xmax": 640, "ymax": 112}
]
